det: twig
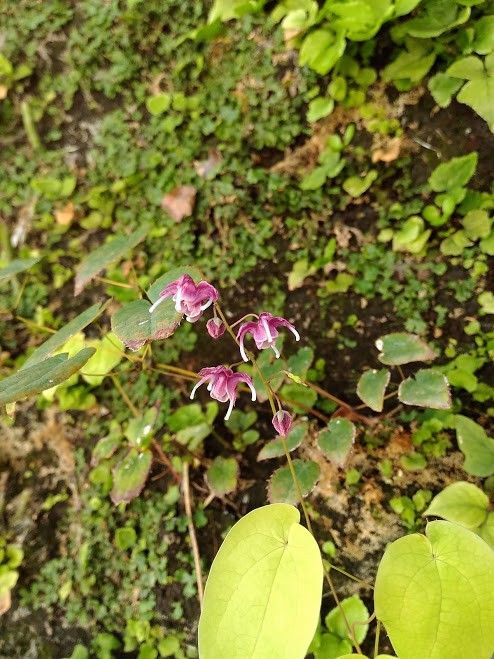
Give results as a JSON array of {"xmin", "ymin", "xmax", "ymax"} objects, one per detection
[
  {"xmin": 152, "ymin": 439, "xmax": 180, "ymax": 484},
  {"xmin": 183, "ymin": 462, "xmax": 204, "ymax": 608}
]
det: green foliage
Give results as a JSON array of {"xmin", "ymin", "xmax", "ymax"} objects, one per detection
[
  {"xmin": 206, "ymin": 457, "xmax": 238, "ymax": 496},
  {"xmin": 198, "ymin": 504, "xmax": 323, "ymax": 659},
  {"xmin": 0, "ymin": 537, "xmax": 23, "ymax": 601},
  {"xmin": 398, "ymin": 369, "xmax": 452, "ymax": 409},
  {"xmin": 375, "ymin": 521, "xmax": 494, "ymax": 659},
  {"xmin": 0, "ymin": 257, "xmax": 40, "ymax": 282},
  {"xmin": 455, "ymin": 414, "xmax": 494, "ymax": 476},
  {"xmin": 257, "ymin": 421, "xmax": 307, "ymax": 460},
  {"xmin": 357, "ymin": 369, "xmax": 390, "ymax": 412},
  {"xmin": 375, "ymin": 333, "xmax": 436, "ymax": 366},
  {"xmin": 317, "ymin": 418, "xmax": 356, "ymax": 466},
  {"xmin": 268, "ymin": 460, "xmax": 320, "ymax": 504}
]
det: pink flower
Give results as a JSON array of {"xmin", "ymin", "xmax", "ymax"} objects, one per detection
[
  {"xmin": 206, "ymin": 317, "xmax": 225, "ymax": 339},
  {"xmin": 272, "ymin": 410, "xmax": 293, "ymax": 437},
  {"xmin": 149, "ymin": 274, "xmax": 219, "ymax": 322},
  {"xmin": 190, "ymin": 366, "xmax": 256, "ymax": 420},
  {"xmin": 236, "ymin": 312, "xmax": 300, "ymax": 362}
]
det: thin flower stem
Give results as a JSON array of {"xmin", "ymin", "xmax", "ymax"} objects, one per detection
[
  {"xmin": 111, "ymin": 375, "xmax": 139, "ymax": 417},
  {"xmin": 15, "ymin": 316, "xmax": 57, "ymax": 334},
  {"xmin": 230, "ymin": 313, "xmax": 259, "ymax": 329},
  {"xmin": 328, "ymin": 563, "xmax": 374, "ymax": 589},
  {"xmin": 152, "ymin": 439, "xmax": 181, "ymax": 484},
  {"xmin": 183, "ymin": 462, "xmax": 204, "ymax": 609},
  {"xmin": 374, "ymin": 619, "xmax": 381, "ymax": 657},
  {"xmin": 95, "ymin": 276, "xmax": 137, "ymax": 289},
  {"xmin": 155, "ymin": 362, "xmax": 199, "ymax": 378}
]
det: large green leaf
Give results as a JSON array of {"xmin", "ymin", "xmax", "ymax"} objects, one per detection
[
  {"xmin": 317, "ymin": 418, "xmax": 356, "ymax": 466},
  {"xmin": 455, "ymin": 415, "xmax": 494, "ymax": 476},
  {"xmin": 257, "ymin": 421, "xmax": 307, "ymax": 461},
  {"xmin": 428, "ymin": 152, "xmax": 478, "ymax": 192},
  {"xmin": 376, "ymin": 332, "xmax": 435, "ymax": 366},
  {"xmin": 268, "ymin": 459, "xmax": 320, "ymax": 504},
  {"xmin": 110, "ymin": 448, "xmax": 153, "ymax": 504},
  {"xmin": 375, "ymin": 520, "xmax": 494, "ymax": 659},
  {"xmin": 356, "ymin": 368, "xmax": 390, "ymax": 411},
  {"xmin": 0, "ymin": 257, "xmax": 40, "ymax": 282},
  {"xmin": 23, "ymin": 302, "xmax": 106, "ymax": 368},
  {"xmin": 424, "ymin": 482, "xmax": 489, "ymax": 529},
  {"xmin": 74, "ymin": 224, "xmax": 149, "ymax": 295},
  {"xmin": 0, "ymin": 348, "xmax": 96, "ymax": 405},
  {"xmin": 398, "ymin": 369, "xmax": 451, "ymax": 409},
  {"xmin": 457, "ymin": 77, "xmax": 494, "ymax": 132},
  {"xmin": 198, "ymin": 504, "xmax": 323, "ymax": 659}
]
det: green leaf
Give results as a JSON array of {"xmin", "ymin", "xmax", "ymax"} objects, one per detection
[
  {"xmin": 398, "ymin": 369, "xmax": 451, "ymax": 409},
  {"xmin": 376, "ymin": 332, "xmax": 436, "ymax": 365},
  {"xmin": 356, "ymin": 368, "xmax": 390, "ymax": 412},
  {"xmin": 478, "ymin": 512, "xmax": 494, "ymax": 549},
  {"xmin": 440, "ymin": 229, "xmax": 472, "ymax": 256},
  {"xmin": 455, "ymin": 415, "xmax": 494, "ymax": 477},
  {"xmin": 382, "ymin": 48, "xmax": 435, "ymax": 84},
  {"xmin": 307, "ymin": 97, "xmax": 334, "ymax": 122},
  {"xmin": 317, "ymin": 418, "xmax": 356, "ymax": 466},
  {"xmin": 428, "ymin": 73, "xmax": 463, "ymax": 108},
  {"xmin": 325, "ymin": 594, "xmax": 369, "ymax": 645},
  {"xmin": 24, "ymin": 302, "xmax": 106, "ymax": 368},
  {"xmin": 81, "ymin": 333, "xmax": 123, "ymax": 386},
  {"xmin": 375, "ymin": 520, "xmax": 494, "ymax": 659},
  {"xmin": 478, "ymin": 291, "xmax": 494, "ymax": 314},
  {"xmin": 92, "ymin": 432, "xmax": 122, "ymax": 464},
  {"xmin": 280, "ymin": 382, "xmax": 317, "ymax": 413},
  {"xmin": 198, "ymin": 504, "xmax": 323, "ymax": 659},
  {"xmin": 480, "ymin": 230, "xmax": 494, "ymax": 255},
  {"xmin": 287, "ymin": 347, "xmax": 314, "ymax": 378},
  {"xmin": 314, "ymin": 633, "xmax": 352, "ymax": 659},
  {"xmin": 424, "ymin": 482, "xmax": 489, "ymax": 529},
  {"xmin": 0, "ymin": 257, "xmax": 40, "ymax": 283},
  {"xmin": 462, "ymin": 209, "xmax": 492, "ymax": 240},
  {"xmin": 0, "ymin": 348, "xmax": 96, "ymax": 406},
  {"xmin": 457, "ymin": 76, "xmax": 494, "ymax": 132},
  {"xmin": 474, "ymin": 16, "xmax": 494, "ymax": 55},
  {"xmin": 268, "ymin": 459, "xmax": 320, "ymax": 504},
  {"xmin": 257, "ymin": 421, "xmax": 307, "ymax": 461},
  {"xmin": 206, "ymin": 457, "xmax": 238, "ymax": 496},
  {"xmin": 74, "ymin": 224, "xmax": 149, "ymax": 295},
  {"xmin": 145, "ymin": 93, "xmax": 171, "ymax": 115},
  {"xmin": 110, "ymin": 449, "xmax": 152, "ymax": 505},
  {"xmin": 428, "ymin": 152, "xmax": 478, "ymax": 192},
  {"xmin": 299, "ymin": 29, "xmax": 346, "ymax": 75},
  {"xmin": 342, "ymin": 170, "xmax": 377, "ymax": 197},
  {"xmin": 31, "ymin": 175, "xmax": 76, "ymax": 199},
  {"xmin": 447, "ymin": 55, "xmax": 485, "ymax": 80},
  {"xmin": 114, "ymin": 527, "xmax": 137, "ymax": 550}
]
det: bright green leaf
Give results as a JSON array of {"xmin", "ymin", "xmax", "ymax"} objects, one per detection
[
  {"xmin": 428, "ymin": 152, "xmax": 478, "ymax": 192},
  {"xmin": 428, "ymin": 73, "xmax": 463, "ymax": 107},
  {"xmin": 455, "ymin": 415, "xmax": 494, "ymax": 477},
  {"xmin": 325, "ymin": 594, "xmax": 369, "ymax": 645},
  {"xmin": 307, "ymin": 97, "xmax": 334, "ymax": 122},
  {"xmin": 424, "ymin": 481, "xmax": 489, "ymax": 529}
]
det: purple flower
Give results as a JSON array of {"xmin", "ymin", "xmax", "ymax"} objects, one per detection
[
  {"xmin": 149, "ymin": 274, "xmax": 219, "ymax": 322},
  {"xmin": 272, "ymin": 410, "xmax": 293, "ymax": 437},
  {"xmin": 236, "ymin": 312, "xmax": 300, "ymax": 362},
  {"xmin": 206, "ymin": 317, "xmax": 226, "ymax": 339},
  {"xmin": 190, "ymin": 366, "xmax": 256, "ymax": 420}
]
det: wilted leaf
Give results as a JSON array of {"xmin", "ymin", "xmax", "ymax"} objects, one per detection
[
  {"xmin": 110, "ymin": 448, "xmax": 152, "ymax": 504},
  {"xmin": 376, "ymin": 332, "xmax": 436, "ymax": 366},
  {"xmin": 206, "ymin": 457, "xmax": 238, "ymax": 495},
  {"xmin": 75, "ymin": 224, "xmax": 148, "ymax": 295},
  {"xmin": 0, "ymin": 348, "xmax": 96, "ymax": 406},
  {"xmin": 198, "ymin": 504, "xmax": 323, "ymax": 659},
  {"xmin": 398, "ymin": 369, "xmax": 451, "ymax": 409},
  {"xmin": 161, "ymin": 185, "xmax": 197, "ymax": 222},
  {"xmin": 0, "ymin": 257, "xmax": 40, "ymax": 283},
  {"xmin": 317, "ymin": 418, "xmax": 356, "ymax": 466},
  {"xmin": 356, "ymin": 368, "xmax": 390, "ymax": 412},
  {"xmin": 257, "ymin": 421, "xmax": 307, "ymax": 461},
  {"xmin": 55, "ymin": 201, "xmax": 75, "ymax": 226},
  {"xmin": 268, "ymin": 459, "xmax": 320, "ymax": 504}
]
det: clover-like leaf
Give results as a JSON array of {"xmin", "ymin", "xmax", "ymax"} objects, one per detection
[
  {"xmin": 0, "ymin": 348, "xmax": 96, "ymax": 406},
  {"xmin": 424, "ymin": 482, "xmax": 489, "ymax": 530},
  {"xmin": 206, "ymin": 457, "xmax": 238, "ymax": 496},
  {"xmin": 398, "ymin": 369, "xmax": 451, "ymax": 409},
  {"xmin": 376, "ymin": 333, "xmax": 436, "ymax": 366},
  {"xmin": 198, "ymin": 504, "xmax": 323, "ymax": 659},
  {"xmin": 375, "ymin": 520, "xmax": 494, "ymax": 659},
  {"xmin": 110, "ymin": 448, "xmax": 152, "ymax": 505},
  {"xmin": 24, "ymin": 302, "xmax": 107, "ymax": 368},
  {"xmin": 455, "ymin": 415, "xmax": 494, "ymax": 477},
  {"xmin": 257, "ymin": 421, "xmax": 307, "ymax": 461},
  {"xmin": 268, "ymin": 459, "xmax": 320, "ymax": 505},
  {"xmin": 0, "ymin": 257, "xmax": 40, "ymax": 282},
  {"xmin": 75, "ymin": 224, "xmax": 149, "ymax": 295},
  {"xmin": 317, "ymin": 418, "xmax": 356, "ymax": 466},
  {"xmin": 356, "ymin": 368, "xmax": 390, "ymax": 412}
]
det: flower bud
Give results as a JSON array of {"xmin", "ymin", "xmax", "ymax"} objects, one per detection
[
  {"xmin": 206, "ymin": 317, "xmax": 226, "ymax": 339},
  {"xmin": 272, "ymin": 410, "xmax": 293, "ymax": 437}
]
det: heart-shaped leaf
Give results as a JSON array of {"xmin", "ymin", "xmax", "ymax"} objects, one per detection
[
  {"xmin": 375, "ymin": 520, "xmax": 494, "ymax": 659},
  {"xmin": 398, "ymin": 369, "xmax": 451, "ymax": 409},
  {"xmin": 24, "ymin": 302, "xmax": 107, "ymax": 368},
  {"xmin": 325, "ymin": 594, "xmax": 369, "ymax": 645},
  {"xmin": 424, "ymin": 482, "xmax": 489, "ymax": 530},
  {"xmin": 0, "ymin": 257, "xmax": 40, "ymax": 282},
  {"xmin": 198, "ymin": 504, "xmax": 323, "ymax": 659},
  {"xmin": 376, "ymin": 333, "xmax": 436, "ymax": 366},
  {"xmin": 257, "ymin": 421, "xmax": 307, "ymax": 461},
  {"xmin": 455, "ymin": 415, "xmax": 494, "ymax": 477},
  {"xmin": 0, "ymin": 348, "xmax": 96, "ymax": 406},
  {"xmin": 110, "ymin": 448, "xmax": 152, "ymax": 504},
  {"xmin": 75, "ymin": 224, "xmax": 149, "ymax": 295},
  {"xmin": 317, "ymin": 418, "xmax": 356, "ymax": 466},
  {"xmin": 356, "ymin": 368, "xmax": 390, "ymax": 412},
  {"xmin": 206, "ymin": 457, "xmax": 238, "ymax": 496},
  {"xmin": 268, "ymin": 459, "xmax": 320, "ymax": 504}
]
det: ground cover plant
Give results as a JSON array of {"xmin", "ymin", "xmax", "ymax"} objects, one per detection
[{"xmin": 1, "ymin": 1, "xmax": 494, "ymax": 658}]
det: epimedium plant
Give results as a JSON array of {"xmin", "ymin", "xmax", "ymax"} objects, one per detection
[{"xmin": 2, "ymin": 247, "xmax": 494, "ymax": 658}]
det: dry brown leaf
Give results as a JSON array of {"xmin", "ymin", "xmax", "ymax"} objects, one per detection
[
  {"xmin": 0, "ymin": 590, "xmax": 11, "ymax": 616},
  {"xmin": 0, "ymin": 85, "xmax": 8, "ymax": 100},
  {"xmin": 194, "ymin": 149, "xmax": 222, "ymax": 178},
  {"xmin": 372, "ymin": 137, "xmax": 402, "ymax": 163},
  {"xmin": 161, "ymin": 185, "xmax": 197, "ymax": 222},
  {"xmin": 55, "ymin": 201, "xmax": 75, "ymax": 226}
]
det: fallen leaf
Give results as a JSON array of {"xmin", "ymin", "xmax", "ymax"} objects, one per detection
[
  {"xmin": 55, "ymin": 201, "xmax": 75, "ymax": 226},
  {"xmin": 0, "ymin": 590, "xmax": 11, "ymax": 616},
  {"xmin": 0, "ymin": 85, "xmax": 8, "ymax": 100},
  {"xmin": 372, "ymin": 137, "xmax": 402, "ymax": 163},
  {"xmin": 194, "ymin": 149, "xmax": 222, "ymax": 178},
  {"xmin": 161, "ymin": 185, "xmax": 197, "ymax": 222}
]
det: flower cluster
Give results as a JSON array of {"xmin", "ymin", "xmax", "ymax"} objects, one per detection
[{"xmin": 152, "ymin": 275, "xmax": 299, "ymax": 428}]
